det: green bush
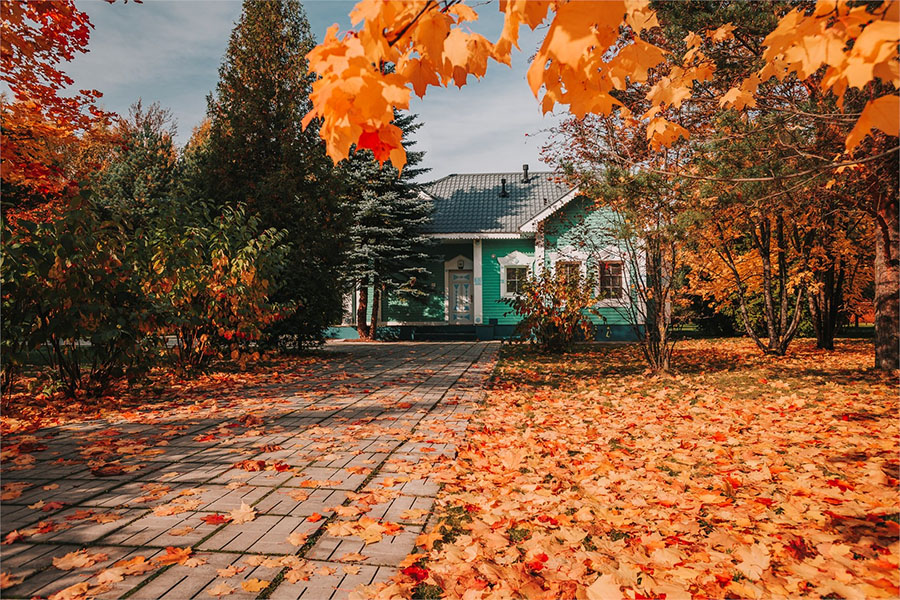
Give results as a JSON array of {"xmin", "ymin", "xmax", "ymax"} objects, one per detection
[
  {"xmin": 145, "ymin": 203, "xmax": 291, "ymax": 368},
  {"xmin": 1, "ymin": 199, "xmax": 153, "ymax": 396},
  {"xmin": 503, "ymin": 269, "xmax": 601, "ymax": 353}
]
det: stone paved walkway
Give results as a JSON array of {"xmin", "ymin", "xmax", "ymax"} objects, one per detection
[{"xmin": 1, "ymin": 341, "xmax": 499, "ymax": 600}]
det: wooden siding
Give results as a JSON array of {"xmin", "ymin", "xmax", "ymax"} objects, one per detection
[
  {"xmin": 381, "ymin": 241, "xmax": 472, "ymax": 323},
  {"xmin": 482, "ymin": 239, "xmax": 535, "ymax": 325}
]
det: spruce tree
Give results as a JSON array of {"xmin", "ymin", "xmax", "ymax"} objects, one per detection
[
  {"xmin": 94, "ymin": 100, "xmax": 178, "ymax": 227},
  {"xmin": 344, "ymin": 112, "xmax": 432, "ymax": 339},
  {"xmin": 195, "ymin": 0, "xmax": 348, "ymax": 348}
]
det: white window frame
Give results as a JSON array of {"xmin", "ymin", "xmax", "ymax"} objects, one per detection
[
  {"xmin": 548, "ymin": 245, "xmax": 590, "ymax": 279},
  {"xmin": 593, "ymin": 245, "xmax": 631, "ymax": 307},
  {"xmin": 498, "ymin": 250, "xmax": 533, "ymax": 298},
  {"xmin": 597, "ymin": 261, "xmax": 625, "ymax": 302}
]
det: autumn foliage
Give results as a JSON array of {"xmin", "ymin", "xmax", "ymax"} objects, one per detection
[
  {"xmin": 364, "ymin": 339, "xmax": 899, "ymax": 599},
  {"xmin": 305, "ymin": 0, "xmax": 898, "ymax": 170},
  {"xmin": 1, "ymin": 1, "xmax": 109, "ymax": 204},
  {"xmin": 503, "ymin": 268, "xmax": 600, "ymax": 353}
]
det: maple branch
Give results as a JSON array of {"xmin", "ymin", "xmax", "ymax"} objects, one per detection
[{"xmin": 385, "ymin": 0, "xmax": 440, "ymax": 48}]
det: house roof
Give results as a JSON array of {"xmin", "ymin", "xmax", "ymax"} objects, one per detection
[{"xmin": 421, "ymin": 171, "xmax": 573, "ymax": 235}]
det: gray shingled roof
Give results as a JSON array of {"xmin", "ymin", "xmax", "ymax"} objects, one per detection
[{"xmin": 422, "ymin": 171, "xmax": 572, "ymax": 234}]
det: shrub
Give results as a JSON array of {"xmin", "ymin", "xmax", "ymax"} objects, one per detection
[
  {"xmin": 1, "ymin": 199, "xmax": 153, "ymax": 396},
  {"xmin": 145, "ymin": 203, "xmax": 290, "ymax": 368},
  {"xmin": 503, "ymin": 269, "xmax": 601, "ymax": 353}
]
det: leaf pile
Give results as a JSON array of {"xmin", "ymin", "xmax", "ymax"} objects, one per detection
[{"xmin": 364, "ymin": 339, "xmax": 898, "ymax": 599}]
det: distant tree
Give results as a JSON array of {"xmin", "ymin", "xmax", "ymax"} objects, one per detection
[
  {"xmin": 194, "ymin": 0, "xmax": 349, "ymax": 348},
  {"xmin": 93, "ymin": 100, "xmax": 178, "ymax": 226},
  {"xmin": 344, "ymin": 112, "xmax": 432, "ymax": 339}
]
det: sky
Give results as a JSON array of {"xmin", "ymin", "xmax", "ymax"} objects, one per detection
[{"xmin": 66, "ymin": 0, "xmax": 564, "ymax": 181}]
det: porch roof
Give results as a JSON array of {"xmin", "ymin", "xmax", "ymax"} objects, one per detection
[{"xmin": 421, "ymin": 171, "xmax": 573, "ymax": 234}]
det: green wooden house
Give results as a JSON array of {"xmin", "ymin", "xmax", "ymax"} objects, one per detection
[{"xmin": 329, "ymin": 166, "xmax": 642, "ymax": 340}]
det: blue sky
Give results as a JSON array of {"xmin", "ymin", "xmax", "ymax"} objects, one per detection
[{"xmin": 66, "ymin": 0, "xmax": 562, "ymax": 180}]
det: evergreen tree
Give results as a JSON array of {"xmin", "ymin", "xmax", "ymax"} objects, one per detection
[
  {"xmin": 93, "ymin": 100, "xmax": 178, "ymax": 227},
  {"xmin": 344, "ymin": 112, "xmax": 432, "ymax": 339},
  {"xmin": 193, "ymin": 0, "xmax": 349, "ymax": 348}
]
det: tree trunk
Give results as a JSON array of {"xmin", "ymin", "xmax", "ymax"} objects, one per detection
[
  {"xmin": 874, "ymin": 192, "xmax": 899, "ymax": 371},
  {"xmin": 809, "ymin": 261, "xmax": 844, "ymax": 351},
  {"xmin": 356, "ymin": 285, "xmax": 371, "ymax": 340},
  {"xmin": 370, "ymin": 285, "xmax": 382, "ymax": 341}
]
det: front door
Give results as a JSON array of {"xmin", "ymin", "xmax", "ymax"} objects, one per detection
[{"xmin": 448, "ymin": 270, "xmax": 473, "ymax": 324}]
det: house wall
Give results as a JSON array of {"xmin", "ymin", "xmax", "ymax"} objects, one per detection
[
  {"xmin": 482, "ymin": 239, "xmax": 536, "ymax": 325},
  {"xmin": 327, "ymin": 200, "xmax": 643, "ymax": 340},
  {"xmin": 542, "ymin": 197, "xmax": 634, "ymax": 327},
  {"xmin": 380, "ymin": 241, "xmax": 472, "ymax": 323}
]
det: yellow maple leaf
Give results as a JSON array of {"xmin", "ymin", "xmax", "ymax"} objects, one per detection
[
  {"xmin": 228, "ymin": 502, "xmax": 256, "ymax": 524},
  {"xmin": 416, "ymin": 528, "xmax": 444, "ymax": 550},
  {"xmin": 206, "ymin": 582, "xmax": 234, "ymax": 597},
  {"xmin": 240, "ymin": 578, "xmax": 269, "ymax": 593},
  {"xmin": 735, "ymin": 542, "xmax": 770, "ymax": 581},
  {"xmin": 586, "ymin": 573, "xmax": 623, "ymax": 600},
  {"xmin": 52, "ymin": 550, "xmax": 108, "ymax": 571},
  {"xmin": 338, "ymin": 552, "xmax": 368, "ymax": 562},
  {"xmin": 845, "ymin": 94, "xmax": 900, "ymax": 150},
  {"xmin": 0, "ymin": 572, "xmax": 23, "ymax": 590}
]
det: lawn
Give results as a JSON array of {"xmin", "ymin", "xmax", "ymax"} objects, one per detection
[{"xmin": 365, "ymin": 338, "xmax": 898, "ymax": 600}]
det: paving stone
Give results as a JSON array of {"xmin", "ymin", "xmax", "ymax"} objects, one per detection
[
  {"xmin": 366, "ymin": 474, "xmax": 440, "ymax": 497},
  {"xmin": 1, "ymin": 342, "xmax": 500, "ymax": 599},
  {"xmin": 198, "ymin": 515, "xmax": 321, "ymax": 554},
  {"xmin": 134, "ymin": 462, "xmax": 231, "ymax": 484},
  {"xmin": 341, "ymin": 495, "xmax": 434, "ymax": 525},
  {"xmin": 209, "ymin": 468, "xmax": 296, "ymax": 487},
  {"xmin": 3, "ymin": 479, "xmax": 114, "ymax": 511},
  {"xmin": 101, "ymin": 510, "xmax": 222, "ymax": 547},
  {"xmin": 270, "ymin": 561, "xmax": 396, "ymax": 600},
  {"xmin": 253, "ymin": 487, "xmax": 346, "ymax": 517},
  {"xmin": 305, "ymin": 526, "xmax": 423, "ymax": 566},
  {"xmin": 126, "ymin": 552, "xmax": 280, "ymax": 600},
  {"xmin": 23, "ymin": 507, "xmax": 144, "ymax": 544},
  {"xmin": 0, "ymin": 504, "xmax": 50, "ymax": 535},
  {"xmin": 1, "ymin": 544, "xmax": 163, "ymax": 600},
  {"xmin": 285, "ymin": 467, "xmax": 368, "ymax": 491}
]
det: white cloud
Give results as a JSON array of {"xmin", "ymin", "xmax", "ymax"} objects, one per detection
[{"xmin": 62, "ymin": 1, "xmax": 564, "ymax": 176}]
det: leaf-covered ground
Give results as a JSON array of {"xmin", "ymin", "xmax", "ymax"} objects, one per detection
[
  {"xmin": 363, "ymin": 339, "xmax": 899, "ymax": 600},
  {"xmin": 1, "ymin": 355, "xmax": 329, "ymax": 436}
]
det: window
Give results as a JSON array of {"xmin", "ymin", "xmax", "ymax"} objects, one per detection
[
  {"xmin": 556, "ymin": 261, "xmax": 582, "ymax": 285},
  {"xmin": 599, "ymin": 262, "xmax": 623, "ymax": 299},
  {"xmin": 506, "ymin": 266, "xmax": 527, "ymax": 295}
]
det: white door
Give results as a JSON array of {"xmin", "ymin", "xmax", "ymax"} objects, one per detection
[{"xmin": 448, "ymin": 270, "xmax": 473, "ymax": 324}]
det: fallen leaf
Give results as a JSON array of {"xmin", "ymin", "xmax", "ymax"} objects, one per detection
[
  {"xmin": 201, "ymin": 514, "xmax": 231, "ymax": 525},
  {"xmin": 229, "ymin": 503, "xmax": 256, "ymax": 524},
  {"xmin": 338, "ymin": 552, "xmax": 368, "ymax": 562},
  {"xmin": 154, "ymin": 546, "xmax": 193, "ymax": 566},
  {"xmin": 216, "ymin": 565, "xmax": 246, "ymax": 578},
  {"xmin": 207, "ymin": 582, "xmax": 234, "ymax": 597},
  {"xmin": 0, "ymin": 572, "xmax": 23, "ymax": 589},
  {"xmin": 586, "ymin": 573, "xmax": 623, "ymax": 600},
  {"xmin": 240, "ymin": 578, "xmax": 269, "ymax": 592},
  {"xmin": 52, "ymin": 549, "xmax": 109, "ymax": 570},
  {"xmin": 48, "ymin": 582, "xmax": 91, "ymax": 600}
]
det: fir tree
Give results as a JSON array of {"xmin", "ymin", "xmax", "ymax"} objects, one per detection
[
  {"xmin": 94, "ymin": 100, "xmax": 178, "ymax": 227},
  {"xmin": 344, "ymin": 112, "xmax": 432, "ymax": 339},
  {"xmin": 193, "ymin": 0, "xmax": 349, "ymax": 348}
]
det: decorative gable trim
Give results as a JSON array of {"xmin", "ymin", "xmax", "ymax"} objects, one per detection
[
  {"xmin": 519, "ymin": 187, "xmax": 579, "ymax": 233},
  {"xmin": 498, "ymin": 250, "xmax": 534, "ymax": 298}
]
